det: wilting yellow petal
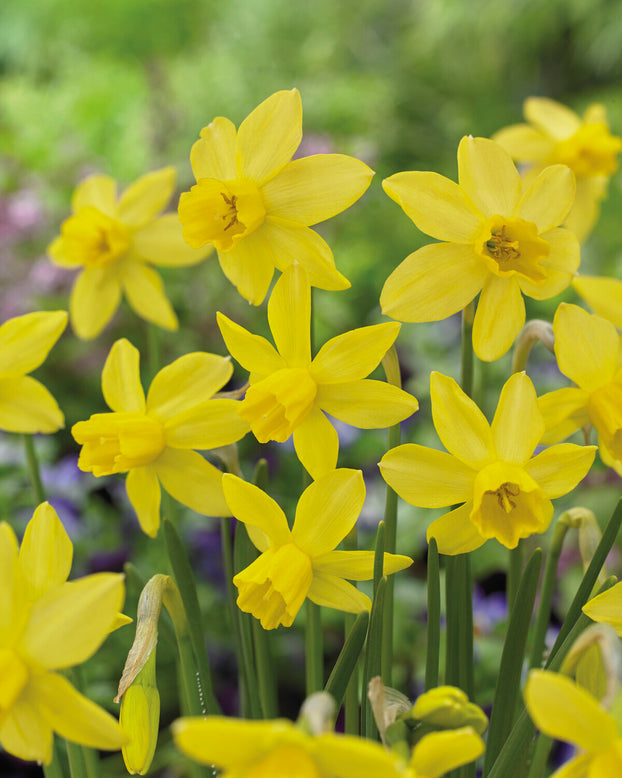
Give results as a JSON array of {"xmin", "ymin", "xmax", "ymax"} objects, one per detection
[
  {"xmin": 117, "ymin": 167, "xmax": 176, "ymax": 227},
  {"xmin": 19, "ymin": 503, "xmax": 72, "ymax": 601},
  {"xmin": 102, "ymin": 338, "xmax": 146, "ymax": 414}
]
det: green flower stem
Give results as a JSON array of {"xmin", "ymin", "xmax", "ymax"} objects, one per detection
[
  {"xmin": 343, "ymin": 525, "xmax": 360, "ymax": 735},
  {"xmin": 482, "ymin": 548, "xmax": 542, "ymax": 778},
  {"xmin": 511, "ymin": 320, "xmax": 555, "ymax": 375},
  {"xmin": 507, "ymin": 542, "xmax": 522, "ymax": 617},
  {"xmin": 525, "ymin": 733, "xmax": 553, "ymax": 778},
  {"xmin": 361, "ymin": 576, "xmax": 387, "ymax": 740},
  {"xmin": 325, "ymin": 610, "xmax": 369, "ymax": 710},
  {"xmin": 69, "ymin": 668, "xmax": 101, "ymax": 778},
  {"xmin": 305, "ymin": 600, "xmax": 323, "ymax": 695},
  {"xmin": 252, "ymin": 619, "xmax": 278, "ymax": 718},
  {"xmin": 163, "ymin": 518, "xmax": 221, "ymax": 715},
  {"xmin": 381, "ymin": 423, "xmax": 400, "ymax": 685},
  {"xmin": 43, "ymin": 742, "xmax": 66, "ymax": 778},
  {"xmin": 461, "ymin": 301, "xmax": 475, "ymax": 399},
  {"xmin": 444, "ymin": 554, "xmax": 472, "ymax": 695},
  {"xmin": 65, "ymin": 740, "xmax": 88, "ymax": 778},
  {"xmin": 23, "ymin": 434, "xmax": 46, "ymax": 505},
  {"xmin": 444, "ymin": 555, "xmax": 460, "ymax": 688},
  {"xmin": 425, "ymin": 538, "xmax": 440, "ymax": 690},
  {"xmin": 373, "ymin": 521, "xmax": 385, "ymax": 593}
]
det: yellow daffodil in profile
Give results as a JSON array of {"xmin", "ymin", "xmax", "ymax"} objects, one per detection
[
  {"xmin": 381, "ymin": 136, "xmax": 580, "ymax": 362},
  {"xmin": 178, "ymin": 88, "xmax": 374, "ymax": 304},
  {"xmin": 224, "ymin": 468, "xmax": 412, "ymax": 629},
  {"xmin": 379, "ymin": 371, "xmax": 595, "ymax": 553},
  {"xmin": 494, "ymin": 97, "xmax": 622, "ymax": 241},
  {"xmin": 0, "ymin": 502, "xmax": 127, "ymax": 764},
  {"xmin": 538, "ymin": 303, "xmax": 622, "ymax": 476},
  {"xmin": 525, "ymin": 669, "xmax": 622, "ymax": 776},
  {"xmin": 0, "ymin": 310, "xmax": 67, "ymax": 433},
  {"xmin": 48, "ymin": 168, "xmax": 210, "ymax": 339},
  {"xmin": 72, "ymin": 338, "xmax": 250, "ymax": 537},
  {"xmin": 218, "ymin": 264, "xmax": 418, "ymax": 480}
]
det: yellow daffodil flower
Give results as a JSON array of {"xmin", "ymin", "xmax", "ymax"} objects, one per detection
[
  {"xmin": 494, "ymin": 97, "xmax": 622, "ymax": 241},
  {"xmin": 218, "ymin": 264, "xmax": 418, "ymax": 480},
  {"xmin": 48, "ymin": 168, "xmax": 210, "ymax": 339},
  {"xmin": 379, "ymin": 371, "xmax": 595, "ymax": 553},
  {"xmin": 72, "ymin": 338, "xmax": 250, "ymax": 537},
  {"xmin": 538, "ymin": 303, "xmax": 622, "ymax": 475},
  {"xmin": 0, "ymin": 310, "xmax": 67, "ymax": 433},
  {"xmin": 178, "ymin": 88, "xmax": 374, "ymax": 304},
  {"xmin": 572, "ymin": 274, "xmax": 622, "ymax": 329},
  {"xmin": 381, "ymin": 136, "xmax": 580, "ymax": 362},
  {"xmin": 224, "ymin": 468, "xmax": 412, "ymax": 629},
  {"xmin": 525, "ymin": 669, "xmax": 622, "ymax": 776},
  {"xmin": 0, "ymin": 502, "xmax": 127, "ymax": 764}
]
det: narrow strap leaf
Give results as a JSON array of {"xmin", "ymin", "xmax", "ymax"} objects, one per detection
[{"xmin": 325, "ymin": 610, "xmax": 370, "ymax": 709}]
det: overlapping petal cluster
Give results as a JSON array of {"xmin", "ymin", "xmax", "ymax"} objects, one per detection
[
  {"xmin": 0, "ymin": 310, "xmax": 67, "ymax": 433},
  {"xmin": 178, "ymin": 89, "xmax": 374, "ymax": 304},
  {"xmin": 0, "ymin": 502, "xmax": 126, "ymax": 764},
  {"xmin": 218, "ymin": 264, "xmax": 418, "ymax": 480},
  {"xmin": 72, "ymin": 338, "xmax": 249, "ymax": 536},
  {"xmin": 381, "ymin": 136, "xmax": 580, "ymax": 361},
  {"xmin": 380, "ymin": 372, "xmax": 595, "ymax": 553},
  {"xmin": 48, "ymin": 168, "xmax": 210, "ymax": 339},
  {"xmin": 494, "ymin": 97, "xmax": 622, "ymax": 241},
  {"xmin": 538, "ymin": 303, "xmax": 622, "ymax": 475},
  {"xmin": 224, "ymin": 469, "xmax": 412, "ymax": 629}
]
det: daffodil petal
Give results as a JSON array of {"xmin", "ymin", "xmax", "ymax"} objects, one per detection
[
  {"xmin": 0, "ymin": 376, "xmax": 64, "ymax": 433},
  {"xmin": 583, "ymin": 582, "xmax": 622, "ymax": 634},
  {"xmin": 190, "ymin": 116, "xmax": 238, "ymax": 181},
  {"xmin": 524, "ymin": 670, "xmax": 617, "ymax": 751},
  {"xmin": 133, "ymin": 214, "xmax": 212, "ymax": 266},
  {"xmin": 267, "ymin": 264, "xmax": 311, "ymax": 366},
  {"xmin": 0, "ymin": 311, "xmax": 67, "ymax": 377},
  {"xmin": 154, "ymin": 448, "xmax": 229, "ymax": 516},
  {"xmin": 293, "ymin": 406, "xmax": 339, "ymax": 480},
  {"xmin": 410, "ymin": 727, "xmax": 484, "ymax": 778},
  {"xmin": 550, "ymin": 754, "xmax": 594, "ymax": 778},
  {"xmin": 383, "ymin": 171, "xmax": 482, "ymax": 242},
  {"xmin": 430, "ymin": 372, "xmax": 495, "ymax": 468},
  {"xmin": 573, "ymin": 275, "xmax": 622, "ymax": 328},
  {"xmin": 117, "ymin": 167, "xmax": 176, "ymax": 227},
  {"xmin": 313, "ymin": 550, "xmax": 412, "ymax": 580},
  {"xmin": 102, "ymin": 338, "xmax": 145, "ymax": 413},
  {"xmin": 517, "ymin": 228, "xmax": 579, "ymax": 301},
  {"xmin": 311, "ymin": 322, "xmax": 401, "ymax": 384},
  {"xmin": 307, "ymin": 572, "xmax": 371, "ymax": 613},
  {"xmin": 222, "ymin": 473, "xmax": 290, "ymax": 548},
  {"xmin": 0, "ymin": 690, "xmax": 53, "ymax": 764},
  {"xmin": 538, "ymin": 387, "xmax": 591, "ymax": 444},
  {"xmin": 217, "ymin": 312, "xmax": 285, "ymax": 375},
  {"xmin": 291, "ymin": 469, "xmax": 364, "ymax": 557},
  {"xmin": 314, "ymin": 733, "xmax": 405, "ymax": 778},
  {"xmin": 70, "ymin": 266, "xmax": 122, "ymax": 340},
  {"xmin": 524, "ymin": 443, "xmax": 596, "ymax": 499},
  {"xmin": 22, "ymin": 573, "xmax": 125, "ymax": 669},
  {"xmin": 458, "ymin": 136, "xmax": 521, "ymax": 217},
  {"xmin": 379, "ymin": 443, "xmax": 474, "ymax": 508},
  {"xmin": 165, "ymin": 399, "xmax": 249, "ymax": 449},
  {"xmin": 524, "ymin": 98, "xmax": 581, "ymax": 140},
  {"xmin": 126, "ymin": 466, "xmax": 161, "ymax": 537},
  {"xmin": 473, "ymin": 275, "xmax": 525, "ymax": 362},
  {"xmin": 565, "ymin": 178, "xmax": 607, "ymax": 243},
  {"xmin": 121, "ymin": 261, "xmax": 178, "ymax": 330},
  {"xmin": 48, "ymin": 235, "xmax": 80, "ymax": 268},
  {"xmin": 0, "ymin": 522, "xmax": 28, "ymax": 642},
  {"xmin": 317, "ymin": 380, "xmax": 418, "ymax": 428},
  {"xmin": 380, "ymin": 242, "xmax": 488, "ymax": 323},
  {"xmin": 491, "ymin": 372, "xmax": 544, "ymax": 464},
  {"xmin": 72, "ymin": 175, "xmax": 117, "ymax": 217},
  {"xmin": 426, "ymin": 503, "xmax": 486, "ymax": 555},
  {"xmin": 237, "ymin": 89, "xmax": 302, "ymax": 185},
  {"xmin": 517, "ymin": 165, "xmax": 575, "ymax": 233},
  {"xmin": 492, "ymin": 123, "xmax": 553, "ymax": 161},
  {"xmin": 217, "ymin": 231, "xmax": 276, "ymax": 305},
  {"xmin": 554, "ymin": 303, "xmax": 619, "ymax": 391},
  {"xmin": 19, "ymin": 502, "xmax": 72, "ymax": 600}
]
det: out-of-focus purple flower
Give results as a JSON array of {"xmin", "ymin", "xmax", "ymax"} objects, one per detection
[{"xmin": 473, "ymin": 586, "xmax": 507, "ymax": 636}]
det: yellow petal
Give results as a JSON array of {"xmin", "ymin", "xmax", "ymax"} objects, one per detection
[
  {"xmin": 379, "ymin": 443, "xmax": 475, "ymax": 508},
  {"xmin": 102, "ymin": 338, "xmax": 145, "ymax": 414},
  {"xmin": 292, "ymin": 406, "xmax": 339, "ymax": 480},
  {"xmin": 524, "ymin": 443, "xmax": 596, "ymax": 499},
  {"xmin": 191, "ymin": 116, "xmax": 238, "ymax": 180},
  {"xmin": 222, "ymin": 473, "xmax": 291, "ymax": 548},
  {"xmin": 117, "ymin": 167, "xmax": 176, "ymax": 227},
  {"xmin": 458, "ymin": 136, "xmax": 522, "ymax": 218},
  {"xmin": 262, "ymin": 153, "xmax": 373, "ymax": 225},
  {"xmin": 307, "ymin": 572, "xmax": 371, "ymax": 613},
  {"xmin": 410, "ymin": 727, "xmax": 484, "ymax": 778},
  {"xmin": 583, "ymin": 582, "xmax": 622, "ymax": 635},
  {"xmin": 165, "ymin": 398, "xmax": 249, "ymax": 450},
  {"xmin": 237, "ymin": 89, "xmax": 302, "ymax": 185},
  {"xmin": 0, "ymin": 522, "xmax": 28, "ymax": 643},
  {"xmin": 72, "ymin": 175, "xmax": 117, "ymax": 217},
  {"xmin": 313, "ymin": 550, "xmax": 412, "ymax": 580},
  {"xmin": 19, "ymin": 502, "xmax": 72, "ymax": 601},
  {"xmin": 292, "ymin": 469, "xmax": 364, "ymax": 557},
  {"xmin": 217, "ymin": 229, "xmax": 276, "ymax": 304},
  {"xmin": 472, "ymin": 274, "xmax": 525, "ymax": 361},
  {"xmin": 430, "ymin": 372, "xmax": 495, "ymax": 468},
  {"xmin": 0, "ymin": 310, "xmax": 67, "ymax": 377},
  {"xmin": 516, "ymin": 227, "xmax": 579, "ymax": 301},
  {"xmin": 133, "ymin": 214, "xmax": 213, "ymax": 266},
  {"xmin": 517, "ymin": 165, "xmax": 576, "ymax": 233},
  {"xmin": 48, "ymin": 234, "xmax": 80, "ymax": 268},
  {"xmin": 382, "ymin": 171, "xmax": 482, "ymax": 242},
  {"xmin": 380, "ymin": 242, "xmax": 488, "ymax": 323},
  {"xmin": 317, "ymin": 380, "xmax": 418, "ymax": 427},
  {"xmin": 0, "ymin": 689, "xmax": 53, "ymax": 764},
  {"xmin": 0, "ymin": 375, "xmax": 64, "ymax": 433},
  {"xmin": 491, "ymin": 372, "xmax": 544, "ymax": 464},
  {"xmin": 573, "ymin": 275, "xmax": 622, "ymax": 328},
  {"xmin": 524, "ymin": 98, "xmax": 581, "ymax": 141},
  {"xmin": 70, "ymin": 266, "xmax": 122, "ymax": 340},
  {"xmin": 565, "ymin": 177, "xmax": 607, "ymax": 243},
  {"xmin": 538, "ymin": 387, "xmax": 591, "ymax": 444},
  {"xmin": 217, "ymin": 312, "xmax": 285, "ymax": 375},
  {"xmin": 120, "ymin": 261, "xmax": 178, "ymax": 331},
  {"xmin": 267, "ymin": 264, "xmax": 311, "ymax": 367},
  {"xmin": 426, "ymin": 503, "xmax": 486, "ymax": 555},
  {"xmin": 154, "ymin": 448, "xmax": 230, "ymax": 516},
  {"xmin": 126, "ymin": 466, "xmax": 161, "ymax": 537},
  {"xmin": 311, "ymin": 323, "xmax": 401, "ymax": 384},
  {"xmin": 492, "ymin": 123, "xmax": 553, "ymax": 161},
  {"xmin": 23, "ymin": 573, "xmax": 125, "ymax": 668},
  {"xmin": 314, "ymin": 733, "xmax": 405, "ymax": 778}
]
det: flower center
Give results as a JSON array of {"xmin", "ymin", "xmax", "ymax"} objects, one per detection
[
  {"xmin": 234, "ymin": 543, "xmax": 314, "ymax": 630},
  {"xmin": 588, "ymin": 382, "xmax": 622, "ymax": 462},
  {"xmin": 72, "ymin": 412, "xmax": 166, "ymax": 476},
  {"xmin": 61, "ymin": 206, "xmax": 130, "ymax": 268},
  {"xmin": 178, "ymin": 178, "xmax": 266, "ymax": 252},
  {"xmin": 0, "ymin": 648, "xmax": 29, "ymax": 713},
  {"xmin": 552, "ymin": 123, "xmax": 622, "ymax": 177},
  {"xmin": 239, "ymin": 368, "xmax": 317, "ymax": 443},
  {"xmin": 477, "ymin": 216, "xmax": 550, "ymax": 284}
]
